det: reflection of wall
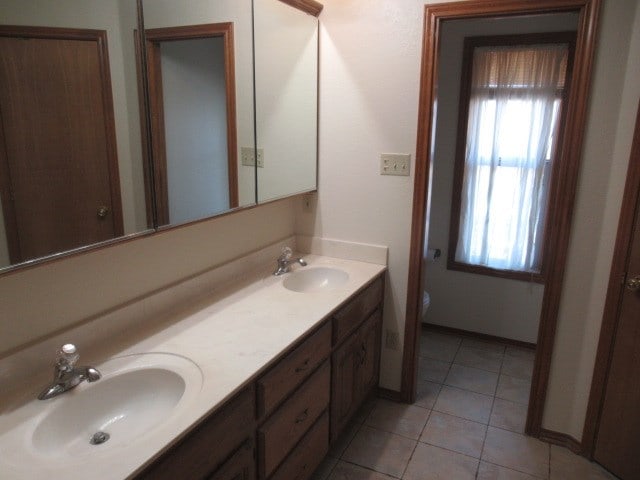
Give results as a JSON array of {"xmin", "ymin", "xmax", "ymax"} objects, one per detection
[
  {"xmin": 161, "ymin": 38, "xmax": 230, "ymax": 224},
  {"xmin": 424, "ymin": 14, "xmax": 578, "ymax": 343},
  {"xmin": 144, "ymin": 0, "xmax": 255, "ymax": 207},
  {"xmin": 255, "ymin": 0, "xmax": 318, "ymax": 202},
  {"xmin": 0, "ymin": 0, "xmax": 148, "ymax": 268}
]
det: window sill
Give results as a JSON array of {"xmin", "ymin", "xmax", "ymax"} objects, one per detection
[{"xmin": 446, "ymin": 260, "xmax": 546, "ymax": 284}]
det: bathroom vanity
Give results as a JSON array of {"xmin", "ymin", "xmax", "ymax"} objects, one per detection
[
  {"xmin": 0, "ymin": 248, "xmax": 386, "ymax": 480},
  {"xmin": 137, "ymin": 274, "xmax": 384, "ymax": 480}
]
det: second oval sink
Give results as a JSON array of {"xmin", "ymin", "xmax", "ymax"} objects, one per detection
[{"xmin": 283, "ymin": 267, "xmax": 349, "ymax": 293}]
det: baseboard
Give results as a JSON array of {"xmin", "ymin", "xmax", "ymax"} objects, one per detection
[
  {"xmin": 423, "ymin": 323, "xmax": 536, "ymax": 350},
  {"xmin": 377, "ymin": 387, "xmax": 403, "ymax": 402},
  {"xmin": 539, "ymin": 429, "xmax": 583, "ymax": 455}
]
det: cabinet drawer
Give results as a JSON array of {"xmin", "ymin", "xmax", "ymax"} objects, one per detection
[
  {"xmin": 208, "ymin": 439, "xmax": 255, "ymax": 480},
  {"xmin": 137, "ymin": 385, "xmax": 256, "ymax": 480},
  {"xmin": 269, "ymin": 412, "xmax": 329, "ymax": 480},
  {"xmin": 258, "ymin": 322, "xmax": 331, "ymax": 417},
  {"xmin": 259, "ymin": 362, "xmax": 330, "ymax": 478},
  {"xmin": 333, "ymin": 277, "xmax": 383, "ymax": 345}
]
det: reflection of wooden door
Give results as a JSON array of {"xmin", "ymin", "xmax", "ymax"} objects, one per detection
[
  {"xmin": 593, "ymin": 104, "xmax": 640, "ymax": 480},
  {"xmin": 0, "ymin": 26, "xmax": 123, "ymax": 263}
]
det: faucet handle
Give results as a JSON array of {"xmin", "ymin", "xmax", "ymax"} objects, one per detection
[
  {"xmin": 56, "ymin": 343, "xmax": 79, "ymax": 368},
  {"xmin": 280, "ymin": 246, "xmax": 293, "ymax": 260}
]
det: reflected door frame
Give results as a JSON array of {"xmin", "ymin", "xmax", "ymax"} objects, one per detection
[{"xmin": 143, "ymin": 23, "xmax": 239, "ymax": 225}]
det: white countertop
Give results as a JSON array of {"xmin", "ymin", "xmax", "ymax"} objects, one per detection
[{"xmin": 0, "ymin": 254, "xmax": 385, "ymax": 479}]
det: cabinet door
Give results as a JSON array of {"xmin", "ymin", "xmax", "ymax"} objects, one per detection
[
  {"xmin": 358, "ymin": 310, "xmax": 382, "ymax": 400},
  {"xmin": 330, "ymin": 332, "xmax": 359, "ymax": 441}
]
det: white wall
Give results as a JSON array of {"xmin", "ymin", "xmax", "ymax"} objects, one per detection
[
  {"xmin": 297, "ymin": 0, "xmax": 640, "ymax": 444},
  {"xmin": 161, "ymin": 38, "xmax": 231, "ymax": 223},
  {"xmin": 424, "ymin": 14, "xmax": 578, "ymax": 343},
  {"xmin": 254, "ymin": 0, "xmax": 318, "ymax": 202},
  {"xmin": 144, "ymin": 0, "xmax": 256, "ymax": 207},
  {"xmin": 543, "ymin": 0, "xmax": 640, "ymax": 440},
  {"xmin": 0, "ymin": 0, "xmax": 149, "ymax": 268},
  {"xmin": 0, "ymin": 199, "xmax": 295, "ymax": 357}
]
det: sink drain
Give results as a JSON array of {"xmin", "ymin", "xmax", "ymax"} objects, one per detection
[{"xmin": 90, "ymin": 431, "xmax": 110, "ymax": 445}]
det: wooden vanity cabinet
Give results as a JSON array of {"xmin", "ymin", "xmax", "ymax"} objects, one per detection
[
  {"xmin": 137, "ymin": 273, "xmax": 384, "ymax": 480},
  {"xmin": 135, "ymin": 385, "xmax": 256, "ymax": 480},
  {"xmin": 330, "ymin": 277, "xmax": 384, "ymax": 441},
  {"xmin": 257, "ymin": 322, "xmax": 332, "ymax": 480}
]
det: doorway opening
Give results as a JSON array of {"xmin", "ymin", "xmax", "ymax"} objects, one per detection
[
  {"xmin": 402, "ymin": 0, "xmax": 602, "ymax": 444},
  {"xmin": 143, "ymin": 23, "xmax": 239, "ymax": 226}
]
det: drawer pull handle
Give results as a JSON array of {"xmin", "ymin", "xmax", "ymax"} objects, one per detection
[
  {"xmin": 295, "ymin": 409, "xmax": 309, "ymax": 424},
  {"xmin": 361, "ymin": 344, "xmax": 367, "ymax": 365},
  {"xmin": 295, "ymin": 358, "xmax": 310, "ymax": 373}
]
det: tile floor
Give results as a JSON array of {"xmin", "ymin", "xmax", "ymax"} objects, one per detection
[{"xmin": 312, "ymin": 329, "xmax": 619, "ymax": 480}]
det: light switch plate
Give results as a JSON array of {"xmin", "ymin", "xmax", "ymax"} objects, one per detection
[
  {"xmin": 380, "ymin": 153, "xmax": 410, "ymax": 176},
  {"xmin": 241, "ymin": 147, "xmax": 264, "ymax": 168},
  {"xmin": 256, "ymin": 149, "xmax": 264, "ymax": 168},
  {"xmin": 241, "ymin": 147, "xmax": 255, "ymax": 166}
]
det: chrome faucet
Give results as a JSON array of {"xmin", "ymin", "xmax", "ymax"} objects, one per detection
[
  {"xmin": 37, "ymin": 344, "xmax": 101, "ymax": 400},
  {"xmin": 273, "ymin": 246, "xmax": 307, "ymax": 276}
]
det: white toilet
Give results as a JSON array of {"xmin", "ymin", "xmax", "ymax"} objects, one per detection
[
  {"xmin": 421, "ymin": 248, "xmax": 439, "ymax": 323},
  {"xmin": 421, "ymin": 290, "xmax": 431, "ymax": 323}
]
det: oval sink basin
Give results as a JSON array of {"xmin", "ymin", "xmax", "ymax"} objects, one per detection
[
  {"xmin": 29, "ymin": 352, "xmax": 202, "ymax": 459},
  {"xmin": 283, "ymin": 267, "xmax": 349, "ymax": 293}
]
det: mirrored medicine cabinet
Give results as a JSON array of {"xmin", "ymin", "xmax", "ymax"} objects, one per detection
[{"xmin": 0, "ymin": 0, "xmax": 320, "ymax": 274}]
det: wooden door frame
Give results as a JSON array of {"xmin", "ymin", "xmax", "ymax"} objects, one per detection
[
  {"xmin": 144, "ymin": 23, "xmax": 239, "ymax": 225},
  {"xmin": 402, "ymin": 0, "xmax": 602, "ymax": 442},
  {"xmin": 582, "ymin": 101, "xmax": 640, "ymax": 457},
  {"xmin": 0, "ymin": 25, "xmax": 124, "ymax": 263}
]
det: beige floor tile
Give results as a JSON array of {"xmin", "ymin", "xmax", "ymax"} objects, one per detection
[
  {"xmin": 420, "ymin": 411, "xmax": 487, "ymax": 458},
  {"xmin": 477, "ymin": 461, "xmax": 543, "ymax": 479},
  {"xmin": 415, "ymin": 380, "xmax": 441, "ymax": 409},
  {"xmin": 329, "ymin": 419, "xmax": 362, "ymax": 458},
  {"xmin": 328, "ymin": 461, "xmax": 396, "ymax": 480},
  {"xmin": 433, "ymin": 385, "xmax": 494, "ymax": 424},
  {"xmin": 419, "ymin": 331, "xmax": 462, "ymax": 362},
  {"xmin": 482, "ymin": 427, "xmax": 549, "ymax": 478},
  {"xmin": 342, "ymin": 425, "xmax": 416, "ymax": 478},
  {"xmin": 365, "ymin": 399, "xmax": 430, "ymax": 440},
  {"xmin": 312, "ymin": 455, "xmax": 339, "ymax": 480},
  {"xmin": 418, "ymin": 356, "xmax": 451, "ymax": 383},
  {"xmin": 445, "ymin": 364, "xmax": 499, "ymax": 395},
  {"xmin": 403, "ymin": 443, "xmax": 479, "ymax": 480},
  {"xmin": 461, "ymin": 337, "xmax": 506, "ymax": 355},
  {"xmin": 454, "ymin": 345, "xmax": 504, "ymax": 373},
  {"xmin": 496, "ymin": 375, "xmax": 531, "ymax": 405},
  {"xmin": 490, "ymin": 398, "xmax": 528, "ymax": 434},
  {"xmin": 550, "ymin": 445, "xmax": 620, "ymax": 479},
  {"xmin": 502, "ymin": 354, "xmax": 534, "ymax": 380}
]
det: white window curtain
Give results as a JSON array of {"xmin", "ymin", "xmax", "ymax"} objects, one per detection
[{"xmin": 455, "ymin": 44, "xmax": 569, "ymax": 273}]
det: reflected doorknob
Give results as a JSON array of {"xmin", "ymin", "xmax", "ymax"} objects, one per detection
[
  {"xmin": 627, "ymin": 275, "xmax": 640, "ymax": 292},
  {"xmin": 96, "ymin": 206, "xmax": 110, "ymax": 219}
]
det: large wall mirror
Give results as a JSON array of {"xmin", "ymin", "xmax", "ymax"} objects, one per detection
[
  {"xmin": 0, "ymin": 0, "xmax": 150, "ymax": 270},
  {"xmin": 0, "ymin": 0, "xmax": 320, "ymax": 274},
  {"xmin": 254, "ymin": 0, "xmax": 319, "ymax": 202}
]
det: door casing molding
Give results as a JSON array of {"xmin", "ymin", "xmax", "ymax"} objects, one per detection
[{"xmin": 402, "ymin": 0, "xmax": 602, "ymax": 440}]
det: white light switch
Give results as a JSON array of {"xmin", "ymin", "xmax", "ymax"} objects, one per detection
[
  {"xmin": 380, "ymin": 153, "xmax": 410, "ymax": 176},
  {"xmin": 241, "ymin": 147, "xmax": 265, "ymax": 168},
  {"xmin": 241, "ymin": 147, "xmax": 255, "ymax": 166}
]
